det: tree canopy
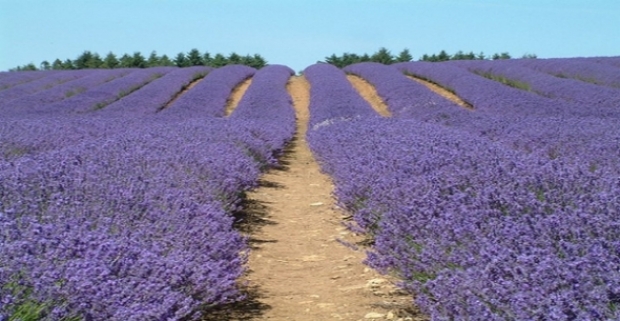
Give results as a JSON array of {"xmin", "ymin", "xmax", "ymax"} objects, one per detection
[{"xmin": 10, "ymin": 48, "xmax": 268, "ymax": 71}]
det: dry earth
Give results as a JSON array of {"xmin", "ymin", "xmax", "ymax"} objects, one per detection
[
  {"xmin": 405, "ymin": 75, "xmax": 474, "ymax": 110},
  {"xmin": 346, "ymin": 75, "xmax": 392, "ymax": 117},
  {"xmin": 205, "ymin": 76, "xmax": 426, "ymax": 320},
  {"xmin": 225, "ymin": 78, "xmax": 253, "ymax": 115}
]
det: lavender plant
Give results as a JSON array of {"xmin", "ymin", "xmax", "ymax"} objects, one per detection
[
  {"xmin": 1, "ymin": 64, "xmax": 296, "ymax": 320},
  {"xmin": 162, "ymin": 64, "xmax": 255, "ymax": 118},
  {"xmin": 101, "ymin": 66, "xmax": 211, "ymax": 116},
  {"xmin": 305, "ymin": 62, "xmax": 620, "ymax": 320}
]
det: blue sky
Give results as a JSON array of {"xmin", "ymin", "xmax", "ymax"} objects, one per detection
[{"xmin": 1, "ymin": 0, "xmax": 619, "ymax": 72}]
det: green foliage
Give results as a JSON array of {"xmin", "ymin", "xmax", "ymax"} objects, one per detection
[
  {"xmin": 473, "ymin": 70, "xmax": 532, "ymax": 91},
  {"xmin": 101, "ymin": 52, "xmax": 119, "ymax": 69},
  {"xmin": 9, "ymin": 49, "xmax": 269, "ymax": 71},
  {"xmin": 187, "ymin": 48, "xmax": 204, "ymax": 66},
  {"xmin": 396, "ymin": 49, "xmax": 413, "ymax": 62}
]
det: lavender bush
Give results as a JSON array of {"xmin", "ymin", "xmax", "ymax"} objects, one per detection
[
  {"xmin": 451, "ymin": 59, "xmax": 620, "ymax": 110},
  {"xmin": 0, "ymin": 70, "xmax": 91, "ymax": 105},
  {"xmin": 0, "ymin": 70, "xmax": 58, "ymax": 91},
  {"xmin": 162, "ymin": 64, "xmax": 255, "ymax": 118},
  {"xmin": 517, "ymin": 57, "xmax": 620, "ymax": 88},
  {"xmin": 1, "ymin": 69, "xmax": 130, "ymax": 116},
  {"xmin": 305, "ymin": 62, "xmax": 620, "ymax": 320},
  {"xmin": 101, "ymin": 66, "xmax": 211, "ymax": 116},
  {"xmin": 1, "ymin": 64, "xmax": 296, "ymax": 320}
]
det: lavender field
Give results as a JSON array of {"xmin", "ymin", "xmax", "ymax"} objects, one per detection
[{"xmin": 1, "ymin": 57, "xmax": 620, "ymax": 320}]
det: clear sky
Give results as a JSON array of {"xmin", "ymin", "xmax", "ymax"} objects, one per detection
[{"xmin": 1, "ymin": 0, "xmax": 619, "ymax": 72}]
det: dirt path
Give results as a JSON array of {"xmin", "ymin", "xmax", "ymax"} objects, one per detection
[
  {"xmin": 346, "ymin": 75, "xmax": 392, "ymax": 117},
  {"xmin": 232, "ymin": 76, "xmax": 422, "ymax": 321},
  {"xmin": 225, "ymin": 78, "xmax": 253, "ymax": 115},
  {"xmin": 405, "ymin": 75, "xmax": 474, "ymax": 110}
]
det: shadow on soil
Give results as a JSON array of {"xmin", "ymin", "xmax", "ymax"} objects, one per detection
[
  {"xmin": 209, "ymin": 138, "xmax": 299, "ymax": 320},
  {"xmin": 200, "ymin": 285, "xmax": 271, "ymax": 321}
]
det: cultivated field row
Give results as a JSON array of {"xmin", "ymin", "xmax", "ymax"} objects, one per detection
[{"xmin": 1, "ymin": 57, "xmax": 619, "ymax": 320}]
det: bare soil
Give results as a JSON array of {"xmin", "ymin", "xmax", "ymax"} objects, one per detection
[
  {"xmin": 208, "ymin": 76, "xmax": 425, "ymax": 320},
  {"xmin": 225, "ymin": 78, "xmax": 253, "ymax": 116},
  {"xmin": 346, "ymin": 75, "xmax": 392, "ymax": 117},
  {"xmin": 405, "ymin": 75, "xmax": 474, "ymax": 110}
]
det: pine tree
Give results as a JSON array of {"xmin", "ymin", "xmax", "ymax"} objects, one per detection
[
  {"xmin": 160, "ymin": 54, "xmax": 174, "ymax": 66},
  {"xmin": 147, "ymin": 51, "xmax": 161, "ymax": 67},
  {"xmin": 40, "ymin": 60, "xmax": 51, "ymax": 70},
  {"xmin": 396, "ymin": 49, "xmax": 413, "ymax": 62},
  {"xmin": 227, "ymin": 52, "xmax": 242, "ymax": 65},
  {"xmin": 131, "ymin": 52, "xmax": 147, "ymax": 68},
  {"xmin": 211, "ymin": 53, "xmax": 228, "ymax": 67},
  {"xmin": 74, "ymin": 51, "xmax": 94, "ymax": 69},
  {"xmin": 174, "ymin": 52, "xmax": 189, "ymax": 67},
  {"xmin": 203, "ymin": 52, "xmax": 213, "ymax": 66},
  {"xmin": 187, "ymin": 48, "xmax": 204, "ymax": 66},
  {"xmin": 119, "ymin": 54, "xmax": 133, "ymax": 68},
  {"xmin": 102, "ymin": 52, "xmax": 119, "ymax": 69},
  {"xmin": 52, "ymin": 59, "xmax": 63, "ymax": 70},
  {"xmin": 371, "ymin": 47, "xmax": 394, "ymax": 65}
]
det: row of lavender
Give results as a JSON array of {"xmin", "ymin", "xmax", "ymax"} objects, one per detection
[
  {"xmin": 305, "ymin": 61, "xmax": 620, "ymax": 320},
  {"xmin": 0, "ymin": 65, "xmax": 296, "ymax": 320}
]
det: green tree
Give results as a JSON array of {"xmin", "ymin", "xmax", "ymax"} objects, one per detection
[
  {"xmin": 251, "ymin": 54, "xmax": 267, "ymax": 68},
  {"xmin": 227, "ymin": 52, "xmax": 242, "ymax": 65},
  {"xmin": 371, "ymin": 47, "xmax": 394, "ymax": 64},
  {"xmin": 437, "ymin": 50, "xmax": 450, "ymax": 61},
  {"xmin": 40, "ymin": 60, "xmax": 51, "ymax": 70},
  {"xmin": 86, "ymin": 53, "xmax": 103, "ymax": 68},
  {"xmin": 62, "ymin": 59, "xmax": 75, "ymax": 69},
  {"xmin": 187, "ymin": 48, "xmax": 204, "ymax": 66},
  {"xmin": 174, "ymin": 52, "xmax": 190, "ymax": 67},
  {"xmin": 211, "ymin": 53, "xmax": 228, "ymax": 67},
  {"xmin": 147, "ymin": 51, "xmax": 161, "ymax": 67},
  {"xmin": 325, "ymin": 54, "xmax": 342, "ymax": 68},
  {"xmin": 51, "ymin": 59, "xmax": 63, "ymax": 70},
  {"xmin": 159, "ymin": 54, "xmax": 174, "ymax": 66},
  {"xmin": 101, "ymin": 52, "xmax": 119, "ymax": 68},
  {"xmin": 203, "ymin": 52, "xmax": 213, "ymax": 66},
  {"xmin": 119, "ymin": 54, "xmax": 133, "ymax": 68},
  {"xmin": 131, "ymin": 52, "xmax": 146, "ymax": 68},
  {"xmin": 476, "ymin": 52, "xmax": 486, "ymax": 60},
  {"xmin": 74, "ymin": 50, "xmax": 95, "ymax": 69},
  {"xmin": 396, "ymin": 49, "xmax": 413, "ymax": 62}
]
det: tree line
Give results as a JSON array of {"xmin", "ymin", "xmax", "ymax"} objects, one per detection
[
  {"xmin": 322, "ymin": 48, "xmax": 537, "ymax": 68},
  {"xmin": 10, "ymin": 49, "xmax": 268, "ymax": 71}
]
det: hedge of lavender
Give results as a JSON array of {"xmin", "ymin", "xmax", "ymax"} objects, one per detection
[
  {"xmin": 516, "ymin": 57, "xmax": 620, "ymax": 89},
  {"xmin": 0, "ymin": 70, "xmax": 92, "ymax": 105},
  {"xmin": 1, "ymin": 69, "xmax": 130, "ymax": 116},
  {"xmin": 390, "ymin": 61, "xmax": 620, "ymax": 175},
  {"xmin": 100, "ymin": 66, "xmax": 211, "ymax": 116},
  {"xmin": 162, "ymin": 64, "xmax": 255, "ymax": 118},
  {"xmin": 450, "ymin": 59, "xmax": 620, "ymax": 110},
  {"xmin": 304, "ymin": 62, "xmax": 620, "ymax": 320},
  {"xmin": 20, "ymin": 67, "xmax": 175, "ymax": 116},
  {"xmin": 0, "ymin": 70, "xmax": 59, "ymax": 91},
  {"xmin": 1, "ymin": 65, "xmax": 296, "ymax": 320}
]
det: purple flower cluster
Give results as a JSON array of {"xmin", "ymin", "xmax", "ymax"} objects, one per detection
[
  {"xmin": 343, "ymin": 62, "xmax": 466, "ymax": 119},
  {"xmin": 25, "ymin": 67, "xmax": 175, "ymax": 115},
  {"xmin": 0, "ymin": 70, "xmax": 58, "ymax": 91},
  {"xmin": 452, "ymin": 59, "xmax": 620, "ymax": 110},
  {"xmin": 228, "ymin": 64, "xmax": 296, "ymax": 163},
  {"xmin": 100, "ymin": 66, "xmax": 211, "ymax": 116},
  {"xmin": 305, "ymin": 63, "xmax": 620, "ymax": 320},
  {"xmin": 1, "ymin": 65, "xmax": 296, "ymax": 320},
  {"xmin": 1, "ymin": 69, "xmax": 130, "ymax": 116},
  {"xmin": 303, "ymin": 63, "xmax": 379, "ymax": 129},
  {"xmin": 0, "ymin": 70, "xmax": 91, "ymax": 105},
  {"xmin": 390, "ymin": 61, "xmax": 620, "ymax": 174},
  {"xmin": 516, "ymin": 57, "xmax": 620, "ymax": 88},
  {"xmin": 162, "ymin": 64, "xmax": 255, "ymax": 118}
]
